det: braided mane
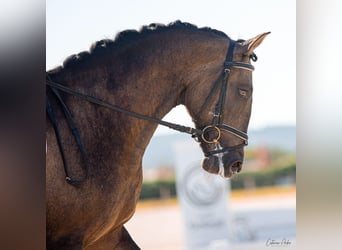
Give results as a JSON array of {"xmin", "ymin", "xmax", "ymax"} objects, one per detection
[{"xmin": 49, "ymin": 20, "xmax": 228, "ymax": 73}]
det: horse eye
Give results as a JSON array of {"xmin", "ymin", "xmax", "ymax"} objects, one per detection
[{"xmin": 238, "ymin": 89, "xmax": 248, "ymax": 97}]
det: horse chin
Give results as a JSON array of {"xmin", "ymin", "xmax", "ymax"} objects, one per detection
[
  {"xmin": 202, "ymin": 152, "xmax": 243, "ymax": 178},
  {"xmin": 202, "ymin": 156, "xmax": 220, "ymax": 174}
]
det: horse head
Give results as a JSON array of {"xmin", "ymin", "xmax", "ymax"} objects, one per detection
[{"xmin": 185, "ymin": 32, "xmax": 270, "ymax": 178}]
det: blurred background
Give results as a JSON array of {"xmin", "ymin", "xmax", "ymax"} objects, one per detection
[{"xmin": 125, "ymin": 125, "xmax": 296, "ymax": 249}]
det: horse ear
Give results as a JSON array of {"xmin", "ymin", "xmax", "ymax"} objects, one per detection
[{"xmin": 242, "ymin": 32, "xmax": 271, "ymax": 56}]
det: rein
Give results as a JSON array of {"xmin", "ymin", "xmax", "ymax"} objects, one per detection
[
  {"xmin": 46, "ymin": 78, "xmax": 202, "ymax": 136},
  {"xmin": 46, "ymin": 39, "xmax": 256, "ymax": 186}
]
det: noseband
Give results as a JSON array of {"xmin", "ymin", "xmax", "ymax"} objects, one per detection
[
  {"xmin": 46, "ymin": 39, "xmax": 256, "ymax": 185},
  {"xmin": 193, "ymin": 40, "xmax": 255, "ymax": 157}
]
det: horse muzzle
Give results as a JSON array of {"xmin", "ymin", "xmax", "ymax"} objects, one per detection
[{"xmin": 202, "ymin": 150, "xmax": 243, "ymax": 178}]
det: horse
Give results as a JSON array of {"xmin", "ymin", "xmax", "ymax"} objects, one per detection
[{"xmin": 46, "ymin": 21, "xmax": 269, "ymax": 249}]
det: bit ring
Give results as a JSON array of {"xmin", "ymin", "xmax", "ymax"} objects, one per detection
[{"xmin": 201, "ymin": 125, "xmax": 221, "ymax": 144}]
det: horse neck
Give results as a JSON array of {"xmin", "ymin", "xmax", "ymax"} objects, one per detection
[{"xmin": 50, "ymin": 31, "xmax": 228, "ymax": 165}]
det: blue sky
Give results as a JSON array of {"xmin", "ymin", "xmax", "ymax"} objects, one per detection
[{"xmin": 47, "ymin": 0, "xmax": 295, "ymax": 135}]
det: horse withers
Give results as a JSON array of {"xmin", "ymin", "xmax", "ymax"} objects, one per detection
[{"xmin": 46, "ymin": 21, "xmax": 269, "ymax": 249}]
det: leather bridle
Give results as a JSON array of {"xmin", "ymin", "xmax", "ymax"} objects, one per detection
[
  {"xmin": 193, "ymin": 40, "xmax": 255, "ymax": 157},
  {"xmin": 46, "ymin": 39, "xmax": 256, "ymax": 186}
]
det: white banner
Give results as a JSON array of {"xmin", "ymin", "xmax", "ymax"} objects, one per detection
[{"xmin": 173, "ymin": 142, "xmax": 231, "ymax": 250}]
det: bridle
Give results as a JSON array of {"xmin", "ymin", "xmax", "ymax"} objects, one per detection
[
  {"xmin": 193, "ymin": 40, "xmax": 255, "ymax": 157},
  {"xmin": 46, "ymin": 39, "xmax": 256, "ymax": 186}
]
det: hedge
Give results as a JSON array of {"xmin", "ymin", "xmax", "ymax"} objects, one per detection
[
  {"xmin": 230, "ymin": 163, "xmax": 296, "ymax": 190},
  {"xmin": 140, "ymin": 180, "xmax": 177, "ymax": 200},
  {"xmin": 140, "ymin": 163, "xmax": 296, "ymax": 200}
]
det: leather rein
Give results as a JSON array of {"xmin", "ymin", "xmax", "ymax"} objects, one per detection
[{"xmin": 46, "ymin": 39, "xmax": 256, "ymax": 186}]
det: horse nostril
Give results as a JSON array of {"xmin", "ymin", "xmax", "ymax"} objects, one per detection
[{"xmin": 231, "ymin": 161, "xmax": 242, "ymax": 174}]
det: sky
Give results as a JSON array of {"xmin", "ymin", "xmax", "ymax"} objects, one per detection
[{"xmin": 46, "ymin": 0, "xmax": 296, "ymax": 135}]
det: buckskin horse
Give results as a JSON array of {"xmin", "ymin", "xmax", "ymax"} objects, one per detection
[{"xmin": 46, "ymin": 21, "xmax": 269, "ymax": 249}]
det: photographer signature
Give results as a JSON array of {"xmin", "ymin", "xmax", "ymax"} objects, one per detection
[{"xmin": 266, "ymin": 238, "xmax": 292, "ymax": 247}]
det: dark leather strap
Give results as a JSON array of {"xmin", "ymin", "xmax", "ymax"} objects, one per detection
[{"xmin": 47, "ymin": 87, "xmax": 89, "ymax": 186}]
